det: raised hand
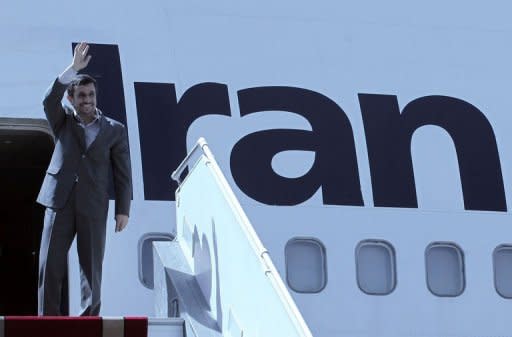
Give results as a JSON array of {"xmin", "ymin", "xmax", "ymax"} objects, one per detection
[{"xmin": 72, "ymin": 42, "xmax": 92, "ymax": 71}]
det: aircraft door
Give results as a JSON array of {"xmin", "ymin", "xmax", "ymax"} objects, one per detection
[{"xmin": 0, "ymin": 119, "xmax": 54, "ymax": 315}]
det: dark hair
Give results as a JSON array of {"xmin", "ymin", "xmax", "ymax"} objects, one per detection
[{"xmin": 67, "ymin": 74, "xmax": 98, "ymax": 97}]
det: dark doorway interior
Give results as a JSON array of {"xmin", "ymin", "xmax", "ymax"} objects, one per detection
[{"xmin": 0, "ymin": 121, "xmax": 53, "ymax": 315}]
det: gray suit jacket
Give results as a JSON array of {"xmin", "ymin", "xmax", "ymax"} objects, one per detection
[{"xmin": 37, "ymin": 79, "xmax": 132, "ymax": 218}]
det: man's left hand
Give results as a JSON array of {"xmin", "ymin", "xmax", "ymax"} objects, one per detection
[{"xmin": 115, "ymin": 214, "xmax": 129, "ymax": 232}]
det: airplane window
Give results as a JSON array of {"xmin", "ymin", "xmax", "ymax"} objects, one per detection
[
  {"xmin": 425, "ymin": 242, "xmax": 465, "ymax": 297},
  {"xmin": 138, "ymin": 232, "xmax": 175, "ymax": 289},
  {"xmin": 356, "ymin": 240, "xmax": 396, "ymax": 295},
  {"xmin": 285, "ymin": 238, "xmax": 327, "ymax": 293},
  {"xmin": 493, "ymin": 245, "xmax": 512, "ymax": 298}
]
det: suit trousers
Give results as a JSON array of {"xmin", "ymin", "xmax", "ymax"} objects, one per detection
[{"xmin": 38, "ymin": 183, "xmax": 107, "ymax": 316}]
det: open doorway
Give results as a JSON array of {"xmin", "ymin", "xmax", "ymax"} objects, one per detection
[{"xmin": 0, "ymin": 118, "xmax": 54, "ymax": 315}]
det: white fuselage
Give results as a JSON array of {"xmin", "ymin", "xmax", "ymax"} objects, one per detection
[{"xmin": 1, "ymin": 1, "xmax": 512, "ymax": 336}]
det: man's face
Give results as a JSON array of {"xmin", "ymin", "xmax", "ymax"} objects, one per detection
[{"xmin": 68, "ymin": 83, "xmax": 97, "ymax": 118}]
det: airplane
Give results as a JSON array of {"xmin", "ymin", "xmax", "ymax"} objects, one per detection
[{"xmin": 0, "ymin": 0, "xmax": 511, "ymax": 336}]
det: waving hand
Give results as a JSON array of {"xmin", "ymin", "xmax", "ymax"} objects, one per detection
[{"xmin": 72, "ymin": 42, "xmax": 92, "ymax": 71}]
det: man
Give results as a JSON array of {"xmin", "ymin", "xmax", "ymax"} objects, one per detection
[{"xmin": 37, "ymin": 42, "xmax": 132, "ymax": 316}]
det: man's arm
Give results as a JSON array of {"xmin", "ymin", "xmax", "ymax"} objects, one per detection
[
  {"xmin": 43, "ymin": 80, "xmax": 69, "ymax": 134},
  {"xmin": 43, "ymin": 43, "xmax": 92, "ymax": 133},
  {"xmin": 111, "ymin": 125, "xmax": 132, "ymax": 232}
]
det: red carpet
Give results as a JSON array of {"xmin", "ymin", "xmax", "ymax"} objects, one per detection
[
  {"xmin": 124, "ymin": 317, "xmax": 148, "ymax": 337},
  {"xmin": 1, "ymin": 316, "xmax": 147, "ymax": 337}
]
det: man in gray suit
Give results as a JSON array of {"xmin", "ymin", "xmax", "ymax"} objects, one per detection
[{"xmin": 37, "ymin": 42, "xmax": 132, "ymax": 316}]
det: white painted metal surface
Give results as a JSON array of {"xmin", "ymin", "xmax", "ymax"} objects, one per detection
[
  {"xmin": 148, "ymin": 318, "xmax": 184, "ymax": 337},
  {"xmin": 167, "ymin": 138, "xmax": 313, "ymax": 337}
]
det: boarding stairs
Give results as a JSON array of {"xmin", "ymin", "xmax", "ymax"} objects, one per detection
[{"xmin": 149, "ymin": 138, "xmax": 313, "ymax": 337}]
